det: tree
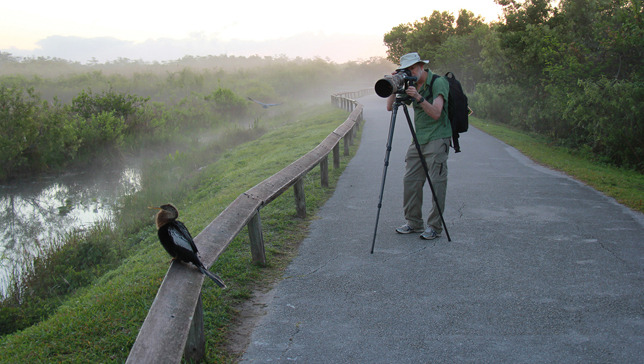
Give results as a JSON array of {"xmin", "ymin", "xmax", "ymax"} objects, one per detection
[
  {"xmin": 455, "ymin": 9, "xmax": 486, "ymax": 35},
  {"xmin": 383, "ymin": 9, "xmax": 486, "ymax": 64},
  {"xmin": 406, "ymin": 10, "xmax": 456, "ymax": 59},
  {"xmin": 383, "ymin": 24, "xmax": 413, "ymax": 63}
]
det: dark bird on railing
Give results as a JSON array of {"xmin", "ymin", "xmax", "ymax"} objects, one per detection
[
  {"xmin": 149, "ymin": 204, "xmax": 226, "ymax": 288},
  {"xmin": 247, "ymin": 97, "xmax": 282, "ymax": 109}
]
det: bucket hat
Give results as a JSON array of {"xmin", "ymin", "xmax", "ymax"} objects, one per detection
[{"xmin": 397, "ymin": 52, "xmax": 429, "ymax": 70}]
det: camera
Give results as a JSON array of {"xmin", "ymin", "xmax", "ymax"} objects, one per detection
[{"xmin": 374, "ymin": 69, "xmax": 418, "ymax": 98}]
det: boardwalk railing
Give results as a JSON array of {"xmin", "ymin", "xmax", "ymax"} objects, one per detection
[{"xmin": 126, "ymin": 91, "xmax": 370, "ymax": 363}]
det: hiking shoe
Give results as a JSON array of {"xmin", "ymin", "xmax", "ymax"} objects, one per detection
[
  {"xmin": 396, "ymin": 224, "xmax": 424, "ymax": 234},
  {"xmin": 420, "ymin": 228, "xmax": 441, "ymax": 240}
]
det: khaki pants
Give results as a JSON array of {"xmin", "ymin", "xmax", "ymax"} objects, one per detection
[{"xmin": 402, "ymin": 138, "xmax": 450, "ymax": 233}]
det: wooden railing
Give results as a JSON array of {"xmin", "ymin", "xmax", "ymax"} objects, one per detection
[
  {"xmin": 331, "ymin": 88, "xmax": 371, "ymax": 111},
  {"xmin": 126, "ymin": 91, "xmax": 369, "ymax": 363}
]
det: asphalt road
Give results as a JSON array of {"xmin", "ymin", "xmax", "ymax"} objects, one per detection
[{"xmin": 240, "ymin": 94, "xmax": 644, "ymax": 363}]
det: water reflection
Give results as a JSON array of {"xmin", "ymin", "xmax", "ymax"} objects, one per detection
[{"xmin": 0, "ymin": 166, "xmax": 141, "ymax": 294}]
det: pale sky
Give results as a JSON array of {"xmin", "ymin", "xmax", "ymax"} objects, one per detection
[{"xmin": 0, "ymin": 0, "xmax": 504, "ymax": 63}]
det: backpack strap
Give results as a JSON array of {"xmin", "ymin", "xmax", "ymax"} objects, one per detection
[
  {"xmin": 427, "ymin": 73, "xmax": 449, "ymax": 127},
  {"xmin": 427, "ymin": 73, "xmax": 439, "ymax": 100}
]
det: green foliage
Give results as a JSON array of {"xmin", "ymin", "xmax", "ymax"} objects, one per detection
[
  {"xmin": 0, "ymin": 221, "xmax": 123, "ymax": 335},
  {"xmin": 0, "ymin": 86, "xmax": 152, "ymax": 178},
  {"xmin": 431, "ymin": 24, "xmax": 490, "ymax": 91},
  {"xmin": 71, "ymin": 88, "xmax": 152, "ymax": 134},
  {"xmin": 72, "ymin": 88, "xmax": 140, "ymax": 119},
  {"xmin": 471, "ymin": 82, "xmax": 523, "ymax": 125},
  {"xmin": 563, "ymin": 78, "xmax": 644, "ymax": 170},
  {"xmin": 0, "ymin": 86, "xmax": 39, "ymax": 179},
  {"xmin": 80, "ymin": 111, "xmax": 126, "ymax": 149},
  {"xmin": 204, "ymin": 87, "xmax": 249, "ymax": 119},
  {"xmin": 383, "ymin": 9, "xmax": 484, "ymax": 64},
  {"xmin": 407, "ymin": 11, "xmax": 457, "ymax": 58},
  {"xmin": 383, "ymin": 24, "xmax": 413, "ymax": 64},
  {"xmin": 34, "ymin": 101, "xmax": 83, "ymax": 167}
]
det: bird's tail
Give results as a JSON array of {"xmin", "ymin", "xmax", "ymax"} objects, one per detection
[{"xmin": 199, "ymin": 265, "xmax": 227, "ymax": 288}]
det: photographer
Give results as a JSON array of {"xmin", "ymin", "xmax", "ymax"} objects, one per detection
[{"xmin": 386, "ymin": 52, "xmax": 451, "ymax": 240}]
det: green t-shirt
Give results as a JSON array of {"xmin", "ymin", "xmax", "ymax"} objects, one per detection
[{"xmin": 408, "ymin": 71, "xmax": 452, "ymax": 144}]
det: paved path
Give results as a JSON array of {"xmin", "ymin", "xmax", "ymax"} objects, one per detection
[{"xmin": 240, "ymin": 94, "xmax": 644, "ymax": 363}]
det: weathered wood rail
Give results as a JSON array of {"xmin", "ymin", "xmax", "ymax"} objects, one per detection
[{"xmin": 126, "ymin": 90, "xmax": 371, "ymax": 363}]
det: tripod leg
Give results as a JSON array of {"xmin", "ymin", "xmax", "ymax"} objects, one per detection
[
  {"xmin": 401, "ymin": 105, "xmax": 451, "ymax": 242},
  {"xmin": 370, "ymin": 102, "xmax": 399, "ymax": 254}
]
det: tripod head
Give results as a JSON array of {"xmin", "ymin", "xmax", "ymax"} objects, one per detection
[{"xmin": 393, "ymin": 92, "xmax": 412, "ymax": 105}]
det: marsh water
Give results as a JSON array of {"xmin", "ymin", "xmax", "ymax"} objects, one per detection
[{"xmin": 0, "ymin": 163, "xmax": 141, "ymax": 294}]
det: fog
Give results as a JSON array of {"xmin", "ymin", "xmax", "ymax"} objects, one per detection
[{"xmin": 4, "ymin": 32, "xmax": 387, "ymax": 65}]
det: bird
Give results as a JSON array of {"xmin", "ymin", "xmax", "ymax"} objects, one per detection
[
  {"xmin": 149, "ymin": 204, "xmax": 226, "ymax": 288},
  {"xmin": 247, "ymin": 97, "xmax": 282, "ymax": 109}
]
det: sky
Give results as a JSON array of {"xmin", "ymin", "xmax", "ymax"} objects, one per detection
[{"xmin": 0, "ymin": 0, "xmax": 504, "ymax": 64}]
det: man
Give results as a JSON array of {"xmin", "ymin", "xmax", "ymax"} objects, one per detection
[{"xmin": 386, "ymin": 52, "xmax": 451, "ymax": 240}]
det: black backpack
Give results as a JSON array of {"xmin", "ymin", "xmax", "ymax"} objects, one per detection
[{"xmin": 428, "ymin": 72, "xmax": 469, "ymax": 153}]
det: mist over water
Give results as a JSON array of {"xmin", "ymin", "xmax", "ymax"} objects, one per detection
[{"xmin": 0, "ymin": 164, "xmax": 141, "ymax": 293}]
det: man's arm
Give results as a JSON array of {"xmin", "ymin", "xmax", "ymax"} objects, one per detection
[
  {"xmin": 406, "ymin": 86, "xmax": 444, "ymax": 120},
  {"xmin": 386, "ymin": 94, "xmax": 395, "ymax": 111}
]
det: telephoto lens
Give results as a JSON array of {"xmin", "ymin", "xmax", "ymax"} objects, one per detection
[
  {"xmin": 375, "ymin": 75, "xmax": 401, "ymax": 97},
  {"xmin": 374, "ymin": 70, "xmax": 416, "ymax": 98}
]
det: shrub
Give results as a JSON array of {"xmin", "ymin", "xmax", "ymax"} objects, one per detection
[
  {"xmin": 471, "ymin": 82, "xmax": 523, "ymax": 125},
  {"xmin": 71, "ymin": 88, "xmax": 150, "ymax": 133},
  {"xmin": 204, "ymin": 87, "xmax": 249, "ymax": 119},
  {"xmin": 0, "ymin": 86, "xmax": 39, "ymax": 178},
  {"xmin": 564, "ymin": 78, "xmax": 644, "ymax": 170}
]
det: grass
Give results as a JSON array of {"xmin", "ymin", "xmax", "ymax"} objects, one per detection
[
  {"xmin": 0, "ymin": 104, "xmax": 359, "ymax": 363},
  {"xmin": 470, "ymin": 117, "xmax": 644, "ymax": 213}
]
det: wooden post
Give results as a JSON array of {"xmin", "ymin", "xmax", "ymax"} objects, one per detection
[
  {"xmin": 333, "ymin": 143, "xmax": 340, "ymax": 169},
  {"xmin": 344, "ymin": 135, "xmax": 350, "ymax": 156},
  {"xmin": 248, "ymin": 211, "xmax": 266, "ymax": 266},
  {"xmin": 184, "ymin": 293, "xmax": 205, "ymax": 363},
  {"xmin": 294, "ymin": 178, "xmax": 306, "ymax": 218},
  {"xmin": 320, "ymin": 155, "xmax": 329, "ymax": 188}
]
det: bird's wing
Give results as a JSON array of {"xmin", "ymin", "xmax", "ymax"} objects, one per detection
[
  {"xmin": 247, "ymin": 97, "xmax": 281, "ymax": 107},
  {"xmin": 168, "ymin": 221, "xmax": 198, "ymax": 253},
  {"xmin": 158, "ymin": 227, "xmax": 179, "ymax": 257},
  {"xmin": 247, "ymin": 97, "xmax": 264, "ymax": 105}
]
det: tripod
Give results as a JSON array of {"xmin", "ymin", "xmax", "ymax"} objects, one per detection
[{"xmin": 370, "ymin": 94, "xmax": 451, "ymax": 254}]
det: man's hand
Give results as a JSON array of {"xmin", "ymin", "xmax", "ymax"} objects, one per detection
[{"xmin": 405, "ymin": 86, "xmax": 421, "ymax": 102}]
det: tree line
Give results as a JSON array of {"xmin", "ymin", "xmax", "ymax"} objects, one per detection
[{"xmin": 384, "ymin": 0, "xmax": 642, "ymax": 171}]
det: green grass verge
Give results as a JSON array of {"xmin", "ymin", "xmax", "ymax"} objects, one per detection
[
  {"xmin": 471, "ymin": 117, "xmax": 644, "ymax": 213},
  {"xmin": 0, "ymin": 105, "xmax": 360, "ymax": 363}
]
